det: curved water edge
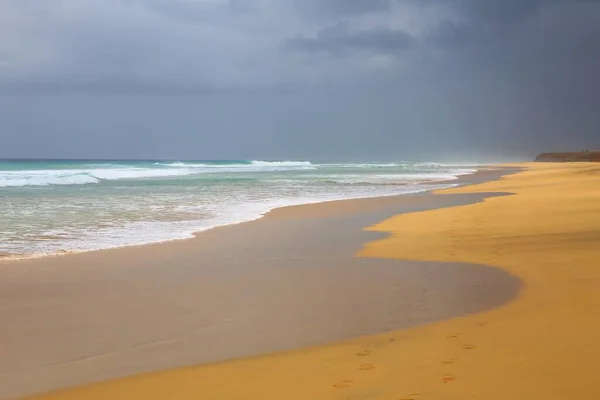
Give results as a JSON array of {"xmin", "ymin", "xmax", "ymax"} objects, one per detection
[
  {"xmin": 0, "ymin": 189, "xmax": 520, "ymax": 400},
  {"xmin": 0, "ymin": 160, "xmax": 481, "ymax": 260}
]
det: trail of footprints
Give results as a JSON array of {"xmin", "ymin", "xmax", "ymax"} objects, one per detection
[
  {"xmin": 332, "ymin": 320, "xmax": 487, "ymax": 398},
  {"xmin": 438, "ymin": 321, "xmax": 486, "ymax": 389},
  {"xmin": 332, "ymin": 339, "xmax": 391, "ymax": 390}
]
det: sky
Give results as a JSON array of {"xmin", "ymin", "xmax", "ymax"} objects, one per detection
[{"xmin": 1, "ymin": 0, "xmax": 599, "ymax": 161}]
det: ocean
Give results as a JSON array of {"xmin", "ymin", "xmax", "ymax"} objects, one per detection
[{"xmin": 0, "ymin": 159, "xmax": 478, "ymax": 259}]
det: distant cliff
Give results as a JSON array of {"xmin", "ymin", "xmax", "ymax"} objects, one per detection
[{"xmin": 535, "ymin": 151, "xmax": 600, "ymax": 162}]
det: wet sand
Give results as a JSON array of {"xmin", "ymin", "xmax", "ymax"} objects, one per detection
[
  {"xmin": 28, "ymin": 162, "xmax": 600, "ymax": 400},
  {"xmin": 1, "ymin": 168, "xmax": 519, "ymax": 399}
]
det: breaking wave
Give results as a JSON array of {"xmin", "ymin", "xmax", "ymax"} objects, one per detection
[{"xmin": 0, "ymin": 160, "xmax": 316, "ymax": 187}]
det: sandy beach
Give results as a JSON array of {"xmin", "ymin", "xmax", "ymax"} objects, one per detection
[
  {"xmin": 16, "ymin": 162, "xmax": 600, "ymax": 399},
  {"xmin": 4, "ymin": 0, "xmax": 598, "ymax": 396},
  {"xmin": 1, "ymin": 168, "xmax": 517, "ymax": 399}
]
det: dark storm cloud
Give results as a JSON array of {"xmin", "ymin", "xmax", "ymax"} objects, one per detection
[
  {"xmin": 447, "ymin": 0, "xmax": 549, "ymax": 22},
  {"xmin": 422, "ymin": 0, "xmax": 556, "ymax": 48},
  {"xmin": 425, "ymin": 20, "xmax": 484, "ymax": 48},
  {"xmin": 427, "ymin": 0, "xmax": 600, "ymax": 49},
  {"xmin": 284, "ymin": 24, "xmax": 414, "ymax": 55},
  {"xmin": 1, "ymin": 0, "xmax": 600, "ymax": 160}
]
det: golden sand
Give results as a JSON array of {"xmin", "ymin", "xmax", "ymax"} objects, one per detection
[{"xmin": 30, "ymin": 162, "xmax": 600, "ymax": 400}]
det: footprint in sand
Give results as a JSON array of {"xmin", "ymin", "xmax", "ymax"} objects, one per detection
[
  {"xmin": 462, "ymin": 344, "xmax": 476, "ymax": 350},
  {"xmin": 359, "ymin": 363, "xmax": 375, "ymax": 371},
  {"xmin": 442, "ymin": 374, "xmax": 456, "ymax": 383},
  {"xmin": 441, "ymin": 358, "xmax": 458, "ymax": 365},
  {"xmin": 477, "ymin": 321, "xmax": 489, "ymax": 327},
  {"xmin": 333, "ymin": 380, "xmax": 354, "ymax": 389},
  {"xmin": 398, "ymin": 394, "xmax": 421, "ymax": 400},
  {"xmin": 356, "ymin": 349, "xmax": 374, "ymax": 357},
  {"xmin": 445, "ymin": 333, "xmax": 462, "ymax": 339}
]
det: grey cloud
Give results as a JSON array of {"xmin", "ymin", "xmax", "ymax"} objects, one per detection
[
  {"xmin": 1, "ymin": 0, "xmax": 600, "ymax": 160},
  {"xmin": 295, "ymin": 0, "xmax": 391, "ymax": 18},
  {"xmin": 0, "ymin": 0, "xmax": 594, "ymax": 89},
  {"xmin": 417, "ymin": 0, "xmax": 552, "ymax": 25},
  {"xmin": 0, "ymin": 0, "xmax": 296, "ymax": 89},
  {"xmin": 421, "ymin": 0, "xmax": 554, "ymax": 49},
  {"xmin": 451, "ymin": 0, "xmax": 549, "ymax": 22},
  {"xmin": 425, "ymin": 20, "xmax": 484, "ymax": 48},
  {"xmin": 140, "ymin": 0, "xmax": 261, "ymax": 23},
  {"xmin": 284, "ymin": 24, "xmax": 414, "ymax": 55},
  {"xmin": 140, "ymin": 0, "xmax": 228, "ymax": 23}
]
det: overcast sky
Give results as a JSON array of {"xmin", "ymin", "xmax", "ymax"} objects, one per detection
[{"xmin": 1, "ymin": 0, "xmax": 599, "ymax": 161}]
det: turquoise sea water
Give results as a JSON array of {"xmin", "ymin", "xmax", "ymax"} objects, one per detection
[{"xmin": 0, "ymin": 160, "xmax": 478, "ymax": 259}]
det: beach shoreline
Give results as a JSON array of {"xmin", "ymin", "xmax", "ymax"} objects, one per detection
[
  {"xmin": 1, "ymin": 167, "xmax": 519, "ymax": 399},
  {"xmin": 22, "ymin": 161, "xmax": 600, "ymax": 400},
  {"xmin": 0, "ymin": 166, "xmax": 510, "ymax": 263}
]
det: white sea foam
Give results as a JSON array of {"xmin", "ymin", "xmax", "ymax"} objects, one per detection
[
  {"xmin": 1, "ymin": 159, "xmax": 480, "ymax": 259},
  {"xmin": 319, "ymin": 172, "xmax": 473, "ymax": 185},
  {"xmin": 158, "ymin": 160, "xmax": 314, "ymax": 168},
  {"xmin": 159, "ymin": 162, "xmax": 192, "ymax": 167},
  {"xmin": 321, "ymin": 162, "xmax": 480, "ymax": 169},
  {"xmin": 0, "ymin": 172, "xmax": 99, "ymax": 187},
  {"xmin": 0, "ymin": 161, "xmax": 317, "ymax": 187},
  {"xmin": 0, "ymin": 168, "xmax": 196, "ymax": 187},
  {"xmin": 2, "ymin": 182, "xmax": 456, "ymax": 260},
  {"xmin": 414, "ymin": 162, "xmax": 482, "ymax": 168},
  {"xmin": 0, "ymin": 160, "xmax": 475, "ymax": 188},
  {"xmin": 322, "ymin": 163, "xmax": 402, "ymax": 168},
  {"xmin": 249, "ymin": 160, "xmax": 314, "ymax": 167}
]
